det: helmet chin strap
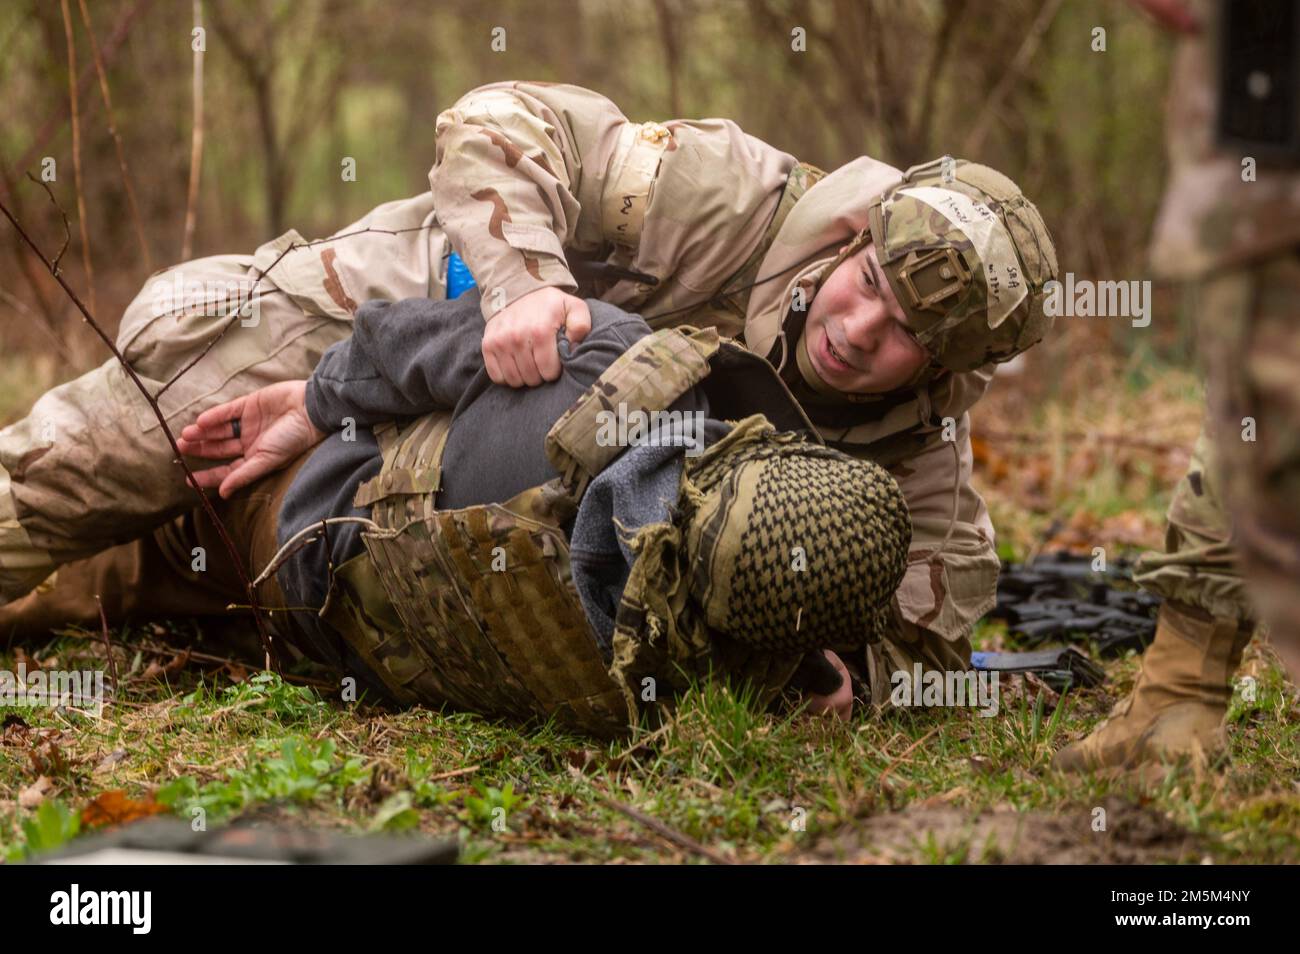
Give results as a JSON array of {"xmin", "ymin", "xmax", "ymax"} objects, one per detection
[
  {"xmin": 794, "ymin": 312, "xmax": 944, "ymax": 403},
  {"xmin": 792, "ymin": 330, "xmax": 843, "ymax": 398}
]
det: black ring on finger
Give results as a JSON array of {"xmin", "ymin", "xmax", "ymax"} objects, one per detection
[{"xmin": 231, "ymin": 418, "xmax": 241, "ymax": 440}]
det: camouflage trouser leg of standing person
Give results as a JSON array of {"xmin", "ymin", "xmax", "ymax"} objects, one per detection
[
  {"xmin": 1132, "ymin": 428, "xmax": 1257, "ymax": 627},
  {"xmin": 1197, "ymin": 252, "xmax": 1300, "ymax": 682},
  {"xmin": 1053, "ymin": 423, "xmax": 1259, "ymax": 772}
]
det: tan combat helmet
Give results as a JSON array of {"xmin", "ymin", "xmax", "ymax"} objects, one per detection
[{"xmin": 747, "ymin": 155, "xmax": 1059, "ymax": 378}]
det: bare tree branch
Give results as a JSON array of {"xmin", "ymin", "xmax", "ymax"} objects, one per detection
[
  {"xmin": 0, "ymin": 182, "xmax": 282, "ymax": 673},
  {"xmin": 652, "ymin": 0, "xmax": 684, "ymax": 116},
  {"xmin": 912, "ymin": 0, "xmax": 967, "ymax": 156},
  {"xmin": 60, "ymin": 0, "xmax": 97, "ymax": 317},
  {"xmin": 1, "ymin": 0, "xmax": 152, "ymax": 205},
  {"xmin": 27, "ymin": 172, "xmax": 72, "ymax": 274},
  {"xmin": 208, "ymin": 3, "xmax": 289, "ymax": 234},
  {"xmin": 0, "ymin": 162, "xmax": 65, "ymax": 344},
  {"xmin": 181, "ymin": 0, "xmax": 205, "ymax": 261},
  {"xmin": 76, "ymin": 0, "xmax": 151, "ymax": 272}
]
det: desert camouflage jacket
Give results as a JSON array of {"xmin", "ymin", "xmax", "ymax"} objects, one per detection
[{"xmin": 251, "ymin": 81, "xmax": 998, "ymax": 687}]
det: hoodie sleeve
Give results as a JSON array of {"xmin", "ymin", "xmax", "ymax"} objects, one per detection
[{"xmin": 304, "ymin": 294, "xmax": 488, "ymax": 431}]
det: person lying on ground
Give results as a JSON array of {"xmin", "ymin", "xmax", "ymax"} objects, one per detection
[{"xmin": 1, "ymin": 291, "xmax": 911, "ymax": 733}]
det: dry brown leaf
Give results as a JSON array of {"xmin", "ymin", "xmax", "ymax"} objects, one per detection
[
  {"xmin": 140, "ymin": 649, "xmax": 192, "ymax": 681},
  {"xmin": 1, "ymin": 713, "xmax": 30, "ymax": 745},
  {"xmin": 79, "ymin": 789, "xmax": 167, "ymax": 829},
  {"xmin": 28, "ymin": 738, "xmax": 69, "ymax": 778},
  {"xmin": 92, "ymin": 749, "xmax": 129, "ymax": 775},
  {"xmin": 564, "ymin": 748, "xmax": 601, "ymax": 774},
  {"xmin": 18, "ymin": 775, "xmax": 54, "ymax": 809}
]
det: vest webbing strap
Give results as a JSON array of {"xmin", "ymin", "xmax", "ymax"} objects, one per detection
[
  {"xmin": 711, "ymin": 161, "xmax": 827, "ymax": 323},
  {"xmin": 353, "ymin": 412, "xmax": 453, "ymax": 509},
  {"xmin": 544, "ymin": 325, "xmax": 721, "ymax": 502}
]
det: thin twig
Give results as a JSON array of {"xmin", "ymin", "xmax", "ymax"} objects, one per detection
[
  {"xmin": 28, "ymin": 172, "xmax": 72, "ymax": 273},
  {"xmin": 109, "ymin": 638, "xmax": 332, "ymax": 689},
  {"xmin": 0, "ymin": 185, "xmax": 281, "ymax": 674},
  {"xmin": 93, "ymin": 594, "xmax": 121, "ymax": 691},
  {"xmin": 181, "ymin": 0, "xmax": 204, "ymax": 261},
  {"xmin": 153, "ymin": 224, "xmax": 435, "ymax": 400},
  {"xmin": 253, "ymin": 517, "xmax": 380, "ymax": 587},
  {"xmin": 0, "ymin": 161, "xmax": 62, "ymax": 335},
  {"xmin": 76, "ymin": 0, "xmax": 150, "ymax": 272},
  {"xmin": 59, "ymin": 0, "xmax": 96, "ymax": 317},
  {"xmin": 205, "ymin": 695, "xmax": 265, "ymax": 720},
  {"xmin": 607, "ymin": 719, "xmax": 675, "ymax": 769},
  {"xmin": 426, "ymin": 765, "xmax": 480, "ymax": 784},
  {"xmin": 596, "ymin": 789, "xmax": 735, "ymax": 865},
  {"xmin": 1, "ymin": 0, "xmax": 152, "ymax": 204},
  {"xmin": 59, "ymin": 632, "xmax": 335, "ymax": 690},
  {"xmin": 878, "ymin": 725, "xmax": 941, "ymax": 788},
  {"xmin": 568, "ymin": 766, "xmax": 734, "ymax": 864}
]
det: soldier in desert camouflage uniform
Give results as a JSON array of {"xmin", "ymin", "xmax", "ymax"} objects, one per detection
[
  {"xmin": 0, "ymin": 82, "xmax": 1056, "ymax": 705},
  {"xmin": 1055, "ymin": 0, "xmax": 1300, "ymax": 773}
]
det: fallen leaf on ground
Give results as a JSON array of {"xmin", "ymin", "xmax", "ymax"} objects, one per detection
[
  {"xmin": 1, "ymin": 713, "xmax": 30, "ymax": 744},
  {"xmin": 93, "ymin": 749, "xmax": 129, "ymax": 775},
  {"xmin": 224, "ymin": 660, "xmax": 249, "ymax": 683},
  {"xmin": 19, "ymin": 775, "xmax": 54, "ymax": 809},
  {"xmin": 28, "ymin": 738, "xmax": 69, "ymax": 777},
  {"xmin": 140, "ymin": 649, "xmax": 192, "ymax": 681},
  {"xmin": 79, "ymin": 790, "xmax": 167, "ymax": 829}
]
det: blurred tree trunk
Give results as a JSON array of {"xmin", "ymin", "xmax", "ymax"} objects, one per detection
[
  {"xmin": 652, "ymin": 0, "xmax": 684, "ymax": 116},
  {"xmin": 911, "ymin": 0, "xmax": 966, "ymax": 157},
  {"xmin": 209, "ymin": 4, "xmax": 288, "ymax": 234},
  {"xmin": 209, "ymin": 1, "xmax": 346, "ymax": 237}
]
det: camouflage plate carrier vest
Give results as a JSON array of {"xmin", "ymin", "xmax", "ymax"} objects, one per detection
[{"xmin": 316, "ymin": 327, "xmax": 819, "ymax": 738}]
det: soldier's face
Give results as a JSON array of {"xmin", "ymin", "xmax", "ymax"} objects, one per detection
[{"xmin": 803, "ymin": 243, "xmax": 931, "ymax": 394}]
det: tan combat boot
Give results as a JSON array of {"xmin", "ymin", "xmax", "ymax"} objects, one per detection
[{"xmin": 1052, "ymin": 600, "xmax": 1253, "ymax": 773}]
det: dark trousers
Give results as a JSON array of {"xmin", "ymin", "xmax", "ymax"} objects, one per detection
[{"xmin": 0, "ymin": 457, "xmax": 308, "ymax": 651}]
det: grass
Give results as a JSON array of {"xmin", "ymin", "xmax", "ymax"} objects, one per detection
[{"xmin": 0, "ymin": 616, "xmax": 1295, "ymax": 864}]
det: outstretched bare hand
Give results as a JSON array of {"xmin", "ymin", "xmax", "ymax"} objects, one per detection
[{"xmin": 177, "ymin": 380, "xmax": 324, "ymax": 499}]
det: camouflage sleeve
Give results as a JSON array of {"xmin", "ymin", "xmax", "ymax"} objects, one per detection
[
  {"xmin": 877, "ymin": 414, "xmax": 999, "ymax": 679},
  {"xmin": 430, "ymin": 82, "xmax": 626, "ymax": 320}
]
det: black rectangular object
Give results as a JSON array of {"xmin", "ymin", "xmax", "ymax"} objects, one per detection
[{"xmin": 1216, "ymin": 0, "xmax": 1300, "ymax": 162}]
